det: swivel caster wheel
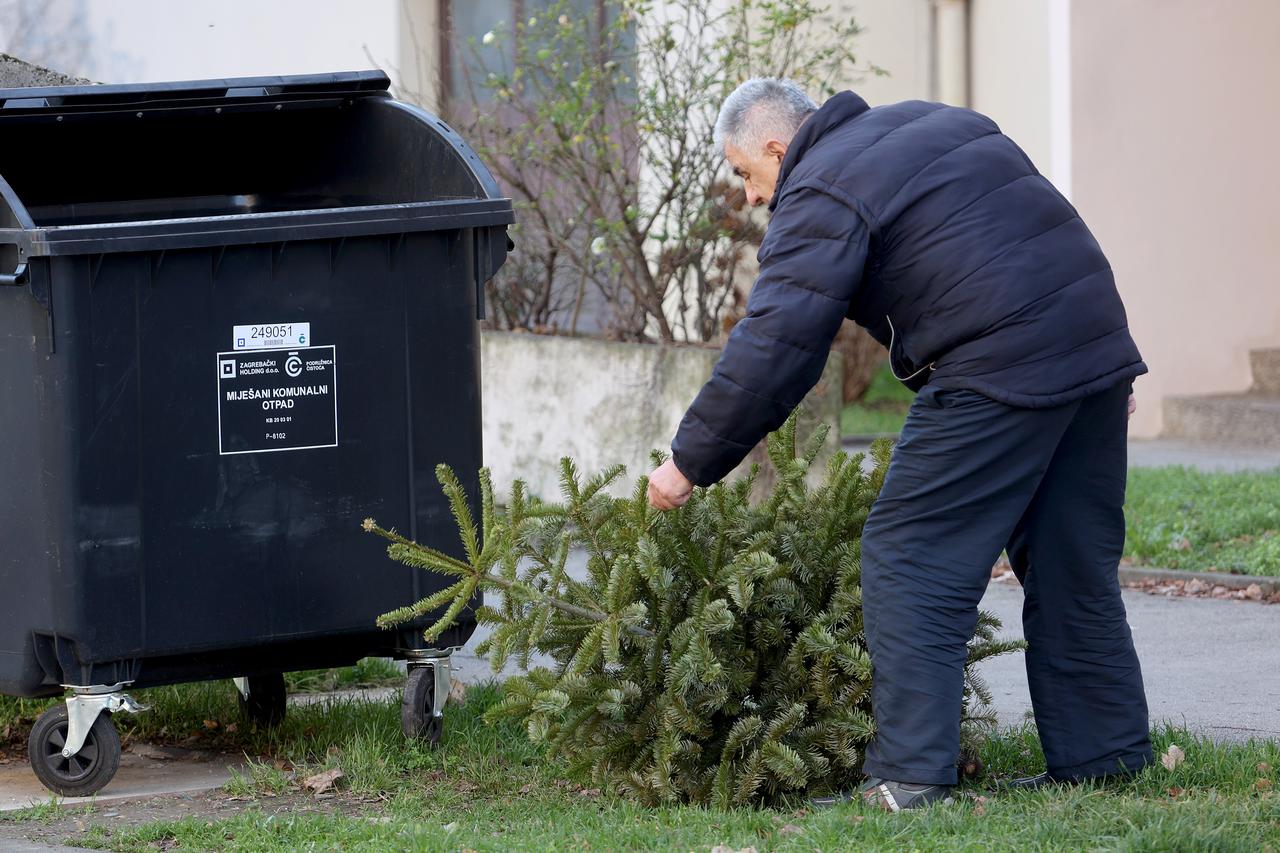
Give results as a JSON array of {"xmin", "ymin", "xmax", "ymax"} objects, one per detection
[
  {"xmin": 236, "ymin": 673, "xmax": 287, "ymax": 728},
  {"xmin": 28, "ymin": 704, "xmax": 122, "ymax": 798},
  {"xmin": 401, "ymin": 663, "xmax": 446, "ymax": 746}
]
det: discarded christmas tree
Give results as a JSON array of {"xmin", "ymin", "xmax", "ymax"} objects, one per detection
[{"xmin": 366, "ymin": 416, "xmax": 1020, "ymax": 806}]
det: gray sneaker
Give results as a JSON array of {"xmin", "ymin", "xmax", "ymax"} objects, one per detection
[
  {"xmin": 1000, "ymin": 771, "xmax": 1056, "ymax": 791},
  {"xmin": 811, "ymin": 777, "xmax": 955, "ymax": 812}
]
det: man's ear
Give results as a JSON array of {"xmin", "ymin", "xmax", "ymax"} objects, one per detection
[{"xmin": 764, "ymin": 139, "xmax": 788, "ymax": 161}]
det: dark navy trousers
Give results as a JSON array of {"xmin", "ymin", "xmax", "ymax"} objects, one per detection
[{"xmin": 860, "ymin": 380, "xmax": 1152, "ymax": 786}]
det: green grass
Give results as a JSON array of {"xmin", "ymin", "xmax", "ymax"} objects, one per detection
[
  {"xmin": 2, "ymin": 682, "xmax": 380, "ymax": 760},
  {"xmin": 8, "ymin": 683, "xmax": 1271, "ymax": 852},
  {"xmin": 1125, "ymin": 467, "xmax": 1280, "ymax": 576},
  {"xmin": 840, "ymin": 362, "xmax": 915, "ymax": 437},
  {"xmin": 284, "ymin": 657, "xmax": 403, "ymax": 693},
  {"xmin": 1, "ymin": 660, "xmax": 404, "ymax": 759}
]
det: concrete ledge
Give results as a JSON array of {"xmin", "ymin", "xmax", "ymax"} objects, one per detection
[
  {"xmin": 1251, "ymin": 348, "xmax": 1280, "ymax": 395},
  {"xmin": 481, "ymin": 332, "xmax": 842, "ymax": 500},
  {"xmin": 0, "ymin": 54, "xmax": 89, "ymax": 89},
  {"xmin": 1118, "ymin": 564, "xmax": 1279, "ymax": 595},
  {"xmin": 1162, "ymin": 393, "xmax": 1280, "ymax": 448}
]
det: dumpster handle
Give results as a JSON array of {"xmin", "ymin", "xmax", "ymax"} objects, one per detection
[{"xmin": 0, "ymin": 261, "xmax": 28, "ymax": 286}]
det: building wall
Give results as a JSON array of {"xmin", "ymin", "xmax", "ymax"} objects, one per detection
[
  {"xmin": 837, "ymin": 1, "xmax": 1062, "ymax": 187},
  {"xmin": 0, "ymin": 0, "xmax": 408, "ymax": 88},
  {"xmin": 1070, "ymin": 0, "xmax": 1280, "ymax": 435},
  {"xmin": 834, "ymin": 0, "xmax": 933, "ymax": 106},
  {"xmin": 969, "ymin": 0, "xmax": 1053, "ymax": 177}
]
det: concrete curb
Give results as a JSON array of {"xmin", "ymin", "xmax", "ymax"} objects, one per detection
[{"xmin": 1118, "ymin": 564, "xmax": 1279, "ymax": 594}]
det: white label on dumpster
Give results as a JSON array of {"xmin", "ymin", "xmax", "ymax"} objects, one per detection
[
  {"xmin": 233, "ymin": 323, "xmax": 311, "ymax": 351},
  {"xmin": 216, "ymin": 346, "xmax": 338, "ymax": 455}
]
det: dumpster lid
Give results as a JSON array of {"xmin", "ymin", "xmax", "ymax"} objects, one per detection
[
  {"xmin": 0, "ymin": 70, "xmax": 514, "ymax": 257},
  {"xmin": 0, "ymin": 70, "xmax": 392, "ymax": 114}
]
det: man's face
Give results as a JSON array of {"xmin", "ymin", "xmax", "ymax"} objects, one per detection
[{"xmin": 725, "ymin": 138, "xmax": 789, "ymax": 207}]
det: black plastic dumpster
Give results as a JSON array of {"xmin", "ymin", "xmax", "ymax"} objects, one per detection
[{"xmin": 0, "ymin": 71, "xmax": 511, "ymax": 796}]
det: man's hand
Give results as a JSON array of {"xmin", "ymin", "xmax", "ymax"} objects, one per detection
[
  {"xmin": 648, "ymin": 458, "xmax": 694, "ymax": 511},
  {"xmin": 1128, "ymin": 394, "xmax": 1137, "ymax": 419}
]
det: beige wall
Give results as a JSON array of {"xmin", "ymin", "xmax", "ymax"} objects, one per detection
[
  {"xmin": 837, "ymin": 0, "xmax": 934, "ymax": 105},
  {"xmin": 970, "ymin": 0, "xmax": 1053, "ymax": 177},
  {"xmin": 1071, "ymin": 0, "xmax": 1280, "ymax": 436},
  {"xmin": 841, "ymin": 1, "xmax": 1061, "ymax": 183}
]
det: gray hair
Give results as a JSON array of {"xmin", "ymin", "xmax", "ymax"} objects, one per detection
[{"xmin": 714, "ymin": 78, "xmax": 818, "ymax": 153}]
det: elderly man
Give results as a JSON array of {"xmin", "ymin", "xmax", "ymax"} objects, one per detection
[{"xmin": 647, "ymin": 79, "xmax": 1152, "ymax": 810}]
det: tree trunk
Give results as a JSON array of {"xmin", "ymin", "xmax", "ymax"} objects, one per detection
[{"xmin": 832, "ymin": 320, "xmax": 886, "ymax": 404}]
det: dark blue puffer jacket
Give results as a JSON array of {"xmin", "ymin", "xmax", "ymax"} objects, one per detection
[{"xmin": 671, "ymin": 91, "xmax": 1146, "ymax": 487}]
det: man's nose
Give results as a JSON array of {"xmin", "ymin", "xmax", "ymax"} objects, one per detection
[{"xmin": 745, "ymin": 187, "xmax": 760, "ymax": 206}]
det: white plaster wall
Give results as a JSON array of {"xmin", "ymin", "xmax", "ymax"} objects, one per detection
[
  {"xmin": 481, "ymin": 332, "xmax": 842, "ymax": 500},
  {"xmin": 0, "ymin": 0, "xmax": 405, "ymax": 86}
]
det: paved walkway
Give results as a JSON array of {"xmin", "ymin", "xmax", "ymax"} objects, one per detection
[
  {"xmin": 0, "ymin": 749, "xmax": 243, "ymax": 813},
  {"xmin": 975, "ymin": 576, "xmax": 1280, "ymax": 741}
]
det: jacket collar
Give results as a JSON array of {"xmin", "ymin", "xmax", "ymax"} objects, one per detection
[{"xmin": 769, "ymin": 91, "xmax": 871, "ymax": 211}]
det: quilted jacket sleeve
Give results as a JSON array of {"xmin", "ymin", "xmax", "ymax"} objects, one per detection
[{"xmin": 670, "ymin": 186, "xmax": 869, "ymax": 486}]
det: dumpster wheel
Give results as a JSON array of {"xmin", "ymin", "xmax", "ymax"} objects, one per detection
[
  {"xmin": 28, "ymin": 705, "xmax": 122, "ymax": 798},
  {"xmin": 236, "ymin": 673, "xmax": 288, "ymax": 728},
  {"xmin": 402, "ymin": 664, "xmax": 445, "ymax": 745}
]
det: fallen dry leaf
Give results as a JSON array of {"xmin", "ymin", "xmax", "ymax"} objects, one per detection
[
  {"xmin": 972, "ymin": 795, "xmax": 988, "ymax": 816},
  {"xmin": 519, "ymin": 783, "xmax": 535, "ymax": 795},
  {"xmin": 202, "ymin": 719, "xmax": 219, "ymax": 730},
  {"xmin": 1257, "ymin": 778, "xmax": 1274, "ymax": 793},
  {"xmin": 224, "ymin": 723, "xmax": 238, "ymax": 734},
  {"xmin": 1258, "ymin": 762, "xmax": 1273, "ymax": 774},
  {"xmin": 1161, "ymin": 744, "xmax": 1186, "ymax": 771},
  {"xmin": 578, "ymin": 787, "xmax": 601, "ymax": 798},
  {"xmin": 456, "ymin": 780, "xmax": 479, "ymax": 793},
  {"xmin": 778, "ymin": 824, "xmax": 804, "ymax": 838},
  {"xmin": 302, "ymin": 768, "xmax": 344, "ymax": 795},
  {"xmin": 710, "ymin": 846, "xmax": 758, "ymax": 853},
  {"xmin": 1167, "ymin": 787, "xmax": 1185, "ymax": 798}
]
